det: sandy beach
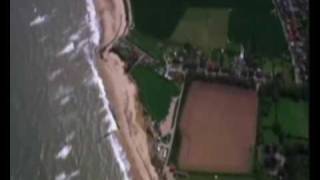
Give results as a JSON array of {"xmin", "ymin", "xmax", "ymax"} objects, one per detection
[
  {"xmin": 160, "ymin": 97, "xmax": 178, "ymax": 136},
  {"xmin": 94, "ymin": 0, "xmax": 159, "ymax": 179}
]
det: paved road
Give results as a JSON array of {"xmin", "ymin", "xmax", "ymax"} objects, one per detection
[{"xmin": 164, "ymin": 80, "xmax": 186, "ymax": 166}]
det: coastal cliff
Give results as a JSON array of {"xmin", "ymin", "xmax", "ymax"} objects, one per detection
[{"xmin": 94, "ymin": 0, "xmax": 159, "ymax": 179}]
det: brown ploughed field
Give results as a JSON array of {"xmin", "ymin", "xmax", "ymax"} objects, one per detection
[{"xmin": 178, "ymin": 81, "xmax": 258, "ymax": 173}]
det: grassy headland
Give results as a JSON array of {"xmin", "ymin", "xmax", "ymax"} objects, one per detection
[{"xmin": 131, "ymin": 67, "xmax": 180, "ymax": 122}]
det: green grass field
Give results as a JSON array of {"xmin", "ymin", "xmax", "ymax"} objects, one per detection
[
  {"xmin": 260, "ymin": 58, "xmax": 291, "ymax": 75},
  {"xmin": 262, "ymin": 129, "xmax": 279, "ymax": 145},
  {"xmin": 131, "ymin": 67, "xmax": 180, "ymax": 122},
  {"xmin": 262, "ymin": 98, "xmax": 309, "ymax": 138},
  {"xmin": 176, "ymin": 171, "xmax": 257, "ymax": 180},
  {"xmin": 259, "ymin": 57, "xmax": 294, "ymax": 86},
  {"xmin": 131, "ymin": 0, "xmax": 274, "ymax": 39},
  {"xmin": 228, "ymin": 8, "xmax": 287, "ymax": 58},
  {"xmin": 131, "ymin": 0, "xmax": 286, "ymax": 58},
  {"xmin": 171, "ymin": 8, "xmax": 230, "ymax": 54},
  {"xmin": 222, "ymin": 53, "xmax": 234, "ymax": 70},
  {"xmin": 128, "ymin": 30, "xmax": 165, "ymax": 62},
  {"xmin": 178, "ymin": 175, "xmax": 255, "ymax": 180},
  {"xmin": 131, "ymin": 0, "xmax": 186, "ymax": 39}
]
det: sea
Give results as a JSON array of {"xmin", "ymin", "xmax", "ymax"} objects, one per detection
[{"xmin": 10, "ymin": 0, "xmax": 131, "ymax": 179}]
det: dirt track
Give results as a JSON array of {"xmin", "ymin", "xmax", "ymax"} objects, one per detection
[{"xmin": 178, "ymin": 81, "xmax": 258, "ymax": 173}]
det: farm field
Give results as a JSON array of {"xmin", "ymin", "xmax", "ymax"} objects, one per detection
[
  {"xmin": 131, "ymin": 67, "xmax": 180, "ymax": 122},
  {"xmin": 228, "ymin": 8, "xmax": 287, "ymax": 57},
  {"xmin": 131, "ymin": 0, "xmax": 286, "ymax": 57},
  {"xmin": 171, "ymin": 8, "xmax": 230, "ymax": 53},
  {"xmin": 131, "ymin": 0, "xmax": 185, "ymax": 39},
  {"xmin": 178, "ymin": 81, "xmax": 258, "ymax": 173},
  {"xmin": 261, "ymin": 98, "xmax": 309, "ymax": 139}
]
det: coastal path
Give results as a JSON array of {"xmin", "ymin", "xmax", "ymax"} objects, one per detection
[{"xmin": 164, "ymin": 80, "xmax": 186, "ymax": 166}]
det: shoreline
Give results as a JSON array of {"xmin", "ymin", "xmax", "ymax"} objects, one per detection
[{"xmin": 93, "ymin": 0, "xmax": 159, "ymax": 179}]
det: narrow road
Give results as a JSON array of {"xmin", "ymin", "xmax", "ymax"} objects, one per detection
[
  {"xmin": 272, "ymin": 0, "xmax": 302, "ymax": 84},
  {"xmin": 128, "ymin": 54, "xmax": 145, "ymax": 73},
  {"xmin": 121, "ymin": 38, "xmax": 159, "ymax": 64},
  {"xmin": 164, "ymin": 80, "xmax": 186, "ymax": 165}
]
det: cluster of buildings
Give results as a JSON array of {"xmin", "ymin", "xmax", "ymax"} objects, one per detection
[
  {"xmin": 261, "ymin": 144, "xmax": 286, "ymax": 178},
  {"xmin": 113, "ymin": 39, "xmax": 160, "ymax": 72},
  {"xmin": 275, "ymin": 0, "xmax": 309, "ymax": 83},
  {"xmin": 116, "ymin": 38, "xmax": 271, "ymax": 91},
  {"xmin": 160, "ymin": 44, "xmax": 268, "ymax": 91},
  {"xmin": 161, "ymin": 45, "xmax": 233, "ymax": 81}
]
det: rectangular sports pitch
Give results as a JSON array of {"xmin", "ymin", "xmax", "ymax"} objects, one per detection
[{"xmin": 178, "ymin": 81, "xmax": 258, "ymax": 173}]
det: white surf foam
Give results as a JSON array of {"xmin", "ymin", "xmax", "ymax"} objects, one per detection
[
  {"xmin": 60, "ymin": 96, "xmax": 71, "ymax": 106},
  {"xmin": 30, "ymin": 15, "xmax": 49, "ymax": 27},
  {"xmin": 39, "ymin": 35, "xmax": 48, "ymax": 43},
  {"xmin": 57, "ymin": 42, "xmax": 75, "ymax": 56},
  {"xmin": 83, "ymin": 45, "xmax": 130, "ymax": 180},
  {"xmin": 65, "ymin": 131, "xmax": 75, "ymax": 143},
  {"xmin": 83, "ymin": 45, "xmax": 117, "ymax": 132},
  {"xmin": 69, "ymin": 33, "xmax": 81, "ymax": 42},
  {"xmin": 63, "ymin": 27, "xmax": 72, "ymax": 35},
  {"xmin": 109, "ymin": 134, "xmax": 131, "ymax": 177},
  {"xmin": 83, "ymin": 0, "xmax": 131, "ymax": 178},
  {"xmin": 56, "ymin": 145, "xmax": 72, "ymax": 160},
  {"xmin": 48, "ymin": 68, "xmax": 63, "ymax": 81},
  {"xmin": 54, "ymin": 85, "xmax": 73, "ymax": 100},
  {"xmin": 55, "ymin": 170, "xmax": 79, "ymax": 180},
  {"xmin": 69, "ymin": 25, "xmax": 87, "ymax": 42},
  {"xmin": 85, "ymin": 0, "xmax": 100, "ymax": 45},
  {"xmin": 69, "ymin": 170, "xmax": 80, "ymax": 179},
  {"xmin": 69, "ymin": 39, "xmax": 89, "ymax": 60},
  {"xmin": 55, "ymin": 172, "xmax": 66, "ymax": 180}
]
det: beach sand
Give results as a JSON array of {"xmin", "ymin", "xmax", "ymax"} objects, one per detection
[
  {"xmin": 160, "ymin": 97, "xmax": 178, "ymax": 136},
  {"xmin": 95, "ymin": 0, "xmax": 159, "ymax": 179}
]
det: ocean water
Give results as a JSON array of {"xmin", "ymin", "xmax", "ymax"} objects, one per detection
[{"xmin": 10, "ymin": 0, "xmax": 130, "ymax": 179}]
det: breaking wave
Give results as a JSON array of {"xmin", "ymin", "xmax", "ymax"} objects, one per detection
[
  {"xmin": 29, "ymin": 15, "xmax": 49, "ymax": 26},
  {"xmin": 84, "ymin": 0, "xmax": 131, "ymax": 179}
]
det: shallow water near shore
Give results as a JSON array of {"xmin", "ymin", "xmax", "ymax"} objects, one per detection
[{"xmin": 10, "ymin": 0, "xmax": 130, "ymax": 179}]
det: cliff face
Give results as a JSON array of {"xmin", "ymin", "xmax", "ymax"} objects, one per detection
[{"xmin": 94, "ymin": 0, "xmax": 159, "ymax": 179}]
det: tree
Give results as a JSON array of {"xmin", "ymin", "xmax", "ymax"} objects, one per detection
[
  {"xmin": 183, "ymin": 43, "xmax": 193, "ymax": 54},
  {"xmin": 225, "ymin": 41, "xmax": 241, "ymax": 57},
  {"xmin": 284, "ymin": 153, "xmax": 309, "ymax": 180},
  {"xmin": 272, "ymin": 120, "xmax": 284, "ymax": 143}
]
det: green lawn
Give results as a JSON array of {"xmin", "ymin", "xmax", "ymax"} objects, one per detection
[
  {"xmin": 131, "ymin": 0, "xmax": 286, "ymax": 58},
  {"xmin": 260, "ymin": 58, "xmax": 294, "ymax": 86},
  {"xmin": 131, "ymin": 0, "xmax": 274, "ymax": 40},
  {"xmin": 171, "ymin": 8, "xmax": 230, "ymax": 54},
  {"xmin": 228, "ymin": 8, "xmax": 287, "ymax": 58},
  {"xmin": 128, "ymin": 30, "xmax": 165, "ymax": 62},
  {"xmin": 260, "ymin": 58, "xmax": 291, "ymax": 75},
  {"xmin": 222, "ymin": 53, "xmax": 234, "ymax": 70},
  {"xmin": 262, "ymin": 98, "xmax": 309, "ymax": 138},
  {"xmin": 131, "ymin": 67, "xmax": 180, "ymax": 122},
  {"xmin": 262, "ymin": 129, "xmax": 279, "ymax": 145},
  {"xmin": 177, "ymin": 174, "xmax": 255, "ymax": 180},
  {"xmin": 283, "ymin": 137, "xmax": 308, "ymax": 146},
  {"xmin": 131, "ymin": 0, "xmax": 186, "ymax": 39}
]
